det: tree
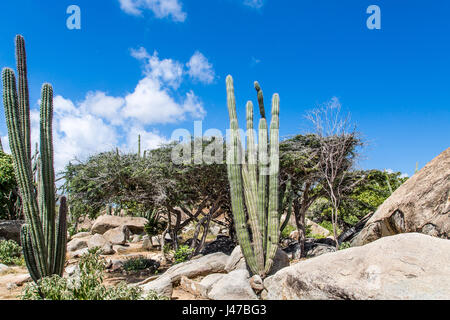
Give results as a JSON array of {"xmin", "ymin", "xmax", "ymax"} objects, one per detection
[
  {"xmin": 307, "ymin": 99, "xmax": 364, "ymax": 249},
  {"xmin": 0, "ymin": 151, "xmax": 21, "ymax": 220}
]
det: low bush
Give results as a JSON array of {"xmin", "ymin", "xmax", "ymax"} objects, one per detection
[
  {"xmin": 123, "ymin": 256, "xmax": 159, "ymax": 273},
  {"xmin": 0, "ymin": 240, "xmax": 25, "ymax": 266},
  {"xmin": 173, "ymin": 245, "xmax": 194, "ymax": 264},
  {"xmin": 21, "ymin": 248, "xmax": 166, "ymax": 300}
]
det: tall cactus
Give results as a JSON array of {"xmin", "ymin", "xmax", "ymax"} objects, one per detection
[
  {"xmin": 226, "ymin": 75, "xmax": 280, "ymax": 277},
  {"xmin": 2, "ymin": 35, "xmax": 67, "ymax": 282}
]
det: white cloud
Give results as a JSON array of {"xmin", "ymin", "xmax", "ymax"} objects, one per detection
[
  {"xmin": 2, "ymin": 47, "xmax": 208, "ymax": 175},
  {"xmin": 243, "ymin": 0, "xmax": 264, "ymax": 9},
  {"xmin": 118, "ymin": 0, "xmax": 187, "ymax": 22},
  {"xmin": 186, "ymin": 51, "xmax": 215, "ymax": 84}
]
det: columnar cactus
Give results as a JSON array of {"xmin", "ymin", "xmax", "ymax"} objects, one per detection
[
  {"xmin": 2, "ymin": 35, "xmax": 67, "ymax": 282},
  {"xmin": 226, "ymin": 75, "xmax": 280, "ymax": 278}
]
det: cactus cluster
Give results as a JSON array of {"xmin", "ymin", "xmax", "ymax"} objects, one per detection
[
  {"xmin": 2, "ymin": 35, "xmax": 67, "ymax": 282},
  {"xmin": 226, "ymin": 75, "xmax": 280, "ymax": 278}
]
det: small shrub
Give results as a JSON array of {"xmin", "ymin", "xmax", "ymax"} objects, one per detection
[
  {"xmin": 123, "ymin": 256, "xmax": 159, "ymax": 273},
  {"xmin": 280, "ymin": 224, "xmax": 296, "ymax": 239},
  {"xmin": 21, "ymin": 248, "xmax": 165, "ymax": 300},
  {"xmin": 339, "ymin": 242, "xmax": 351, "ymax": 250},
  {"xmin": 173, "ymin": 245, "xmax": 194, "ymax": 264},
  {"xmin": 0, "ymin": 240, "xmax": 25, "ymax": 266}
]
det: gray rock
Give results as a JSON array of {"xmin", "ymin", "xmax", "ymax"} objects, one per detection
[
  {"xmin": 140, "ymin": 252, "xmax": 228, "ymax": 298},
  {"xmin": 265, "ymin": 233, "xmax": 450, "ymax": 300},
  {"xmin": 67, "ymin": 238, "xmax": 88, "ymax": 252},
  {"xmin": 225, "ymin": 245, "xmax": 289, "ymax": 276},
  {"xmin": 87, "ymin": 234, "xmax": 115, "ymax": 255},
  {"xmin": 200, "ymin": 273, "xmax": 226, "ymax": 294},
  {"xmin": 103, "ymin": 226, "xmax": 130, "ymax": 245},
  {"xmin": 249, "ymin": 275, "xmax": 264, "ymax": 292},
  {"xmin": 0, "ymin": 220, "xmax": 24, "ymax": 244},
  {"xmin": 352, "ymin": 147, "xmax": 450, "ymax": 246},
  {"xmin": 68, "ymin": 247, "xmax": 89, "ymax": 259},
  {"xmin": 141, "ymin": 277, "xmax": 173, "ymax": 298},
  {"xmin": 71, "ymin": 232, "xmax": 91, "ymax": 239},
  {"xmin": 208, "ymin": 269, "xmax": 258, "ymax": 300},
  {"xmin": 91, "ymin": 215, "xmax": 148, "ymax": 235},
  {"xmin": 0, "ymin": 263, "xmax": 9, "ymax": 273}
]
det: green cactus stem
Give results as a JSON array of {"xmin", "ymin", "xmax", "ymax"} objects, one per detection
[
  {"xmin": 226, "ymin": 75, "xmax": 281, "ymax": 278},
  {"xmin": 2, "ymin": 35, "xmax": 67, "ymax": 282}
]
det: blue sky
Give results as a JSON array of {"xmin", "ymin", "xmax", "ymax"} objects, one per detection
[{"xmin": 0, "ymin": 0, "xmax": 449, "ymax": 176}]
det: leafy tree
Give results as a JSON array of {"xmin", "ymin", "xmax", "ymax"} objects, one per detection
[{"xmin": 0, "ymin": 151, "xmax": 21, "ymax": 220}]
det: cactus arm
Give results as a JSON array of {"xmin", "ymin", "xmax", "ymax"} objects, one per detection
[
  {"xmin": 254, "ymin": 81, "xmax": 266, "ymax": 119},
  {"xmin": 53, "ymin": 196, "xmax": 67, "ymax": 275},
  {"xmin": 257, "ymin": 117, "xmax": 268, "ymax": 251},
  {"xmin": 40, "ymin": 84, "xmax": 56, "ymax": 272},
  {"xmin": 20, "ymin": 225, "xmax": 40, "ymax": 283},
  {"xmin": 226, "ymin": 75, "xmax": 259, "ymax": 275},
  {"xmin": 15, "ymin": 35, "xmax": 31, "ymax": 162},
  {"xmin": 243, "ymin": 101, "xmax": 264, "ymax": 272},
  {"xmin": 2, "ymin": 68, "xmax": 48, "ymax": 276},
  {"xmin": 265, "ymin": 94, "xmax": 280, "ymax": 274}
]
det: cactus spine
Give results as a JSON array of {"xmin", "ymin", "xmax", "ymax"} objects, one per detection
[
  {"xmin": 226, "ymin": 75, "xmax": 280, "ymax": 277},
  {"xmin": 2, "ymin": 35, "xmax": 67, "ymax": 282}
]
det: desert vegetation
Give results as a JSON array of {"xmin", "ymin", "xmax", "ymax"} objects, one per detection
[{"xmin": 0, "ymin": 34, "xmax": 448, "ymax": 301}]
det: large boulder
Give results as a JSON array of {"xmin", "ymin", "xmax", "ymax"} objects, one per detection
[
  {"xmin": 103, "ymin": 226, "xmax": 130, "ymax": 245},
  {"xmin": 87, "ymin": 234, "xmax": 115, "ymax": 255},
  {"xmin": 91, "ymin": 215, "xmax": 147, "ymax": 235},
  {"xmin": 140, "ymin": 252, "xmax": 228, "ymax": 298},
  {"xmin": 208, "ymin": 269, "xmax": 258, "ymax": 300},
  {"xmin": 67, "ymin": 238, "xmax": 89, "ymax": 252},
  {"xmin": 225, "ymin": 245, "xmax": 289, "ymax": 275},
  {"xmin": 0, "ymin": 220, "xmax": 25, "ymax": 244},
  {"xmin": 264, "ymin": 233, "xmax": 450, "ymax": 300},
  {"xmin": 352, "ymin": 148, "xmax": 450, "ymax": 246}
]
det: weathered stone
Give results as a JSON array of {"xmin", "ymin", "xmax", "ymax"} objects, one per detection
[
  {"xmin": 180, "ymin": 276, "xmax": 207, "ymax": 297},
  {"xmin": 71, "ymin": 232, "xmax": 91, "ymax": 239},
  {"xmin": 67, "ymin": 238, "xmax": 88, "ymax": 252},
  {"xmin": 249, "ymin": 275, "xmax": 264, "ymax": 292},
  {"xmin": 0, "ymin": 220, "xmax": 24, "ymax": 244},
  {"xmin": 199, "ymin": 273, "xmax": 226, "ymax": 295},
  {"xmin": 77, "ymin": 216, "xmax": 93, "ymax": 232},
  {"xmin": 140, "ymin": 277, "xmax": 173, "ymax": 298},
  {"xmin": 265, "ymin": 233, "xmax": 450, "ymax": 300},
  {"xmin": 68, "ymin": 247, "xmax": 89, "ymax": 259},
  {"xmin": 91, "ymin": 215, "xmax": 147, "ymax": 235},
  {"xmin": 0, "ymin": 264, "xmax": 9, "ymax": 273},
  {"xmin": 225, "ymin": 245, "xmax": 289, "ymax": 275},
  {"xmin": 103, "ymin": 226, "xmax": 129, "ymax": 245},
  {"xmin": 140, "ymin": 252, "xmax": 228, "ymax": 298},
  {"xmin": 352, "ymin": 148, "xmax": 450, "ymax": 246},
  {"xmin": 87, "ymin": 234, "xmax": 115, "ymax": 255},
  {"xmin": 208, "ymin": 269, "xmax": 258, "ymax": 300}
]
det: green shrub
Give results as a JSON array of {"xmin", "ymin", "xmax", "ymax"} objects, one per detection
[
  {"xmin": 123, "ymin": 256, "xmax": 159, "ymax": 272},
  {"xmin": 21, "ymin": 248, "xmax": 165, "ymax": 300},
  {"xmin": 305, "ymin": 225, "xmax": 326, "ymax": 239},
  {"xmin": 280, "ymin": 224, "xmax": 296, "ymax": 239},
  {"xmin": 173, "ymin": 245, "xmax": 194, "ymax": 264},
  {"xmin": 0, "ymin": 240, "xmax": 25, "ymax": 266},
  {"xmin": 339, "ymin": 242, "xmax": 351, "ymax": 250}
]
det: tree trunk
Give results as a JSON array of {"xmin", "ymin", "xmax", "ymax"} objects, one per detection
[{"xmin": 293, "ymin": 199, "xmax": 306, "ymax": 258}]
